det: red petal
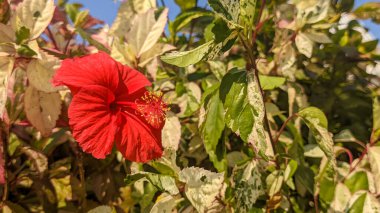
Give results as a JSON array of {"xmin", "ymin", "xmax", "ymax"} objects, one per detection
[
  {"xmin": 53, "ymin": 52, "xmax": 119, "ymax": 95},
  {"xmin": 115, "ymin": 64, "xmax": 151, "ymax": 101},
  {"xmin": 68, "ymin": 85, "xmax": 118, "ymax": 159},
  {"xmin": 115, "ymin": 110, "xmax": 163, "ymax": 163}
]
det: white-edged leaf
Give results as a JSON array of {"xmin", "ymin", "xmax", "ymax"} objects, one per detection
[
  {"xmin": 15, "ymin": 0, "xmax": 55, "ymax": 39},
  {"xmin": 298, "ymin": 107, "xmax": 336, "ymax": 171},
  {"xmin": 88, "ymin": 206, "xmax": 116, "ymax": 213},
  {"xmin": 24, "ymin": 86, "xmax": 61, "ymax": 136},
  {"xmin": 127, "ymin": 8, "xmax": 168, "ymax": 57},
  {"xmin": 109, "ymin": 2, "xmax": 135, "ymax": 37},
  {"xmin": 329, "ymin": 183, "xmax": 351, "ymax": 212},
  {"xmin": 179, "ymin": 167, "xmax": 224, "ymax": 213},
  {"xmin": 296, "ymin": 0, "xmax": 330, "ymax": 25},
  {"xmin": 150, "ymin": 193, "xmax": 176, "ymax": 213},
  {"xmin": 368, "ymin": 145, "xmax": 380, "ymax": 194},
  {"xmin": 110, "ymin": 38, "xmax": 136, "ymax": 67},
  {"xmin": 161, "ymin": 40, "xmax": 213, "ymax": 67},
  {"xmin": 348, "ymin": 191, "xmax": 380, "ymax": 213},
  {"xmin": 139, "ymin": 43, "xmax": 175, "ymax": 67},
  {"xmin": 209, "ymin": 0, "xmax": 240, "ymax": 24},
  {"xmin": 295, "ymin": 32, "xmax": 313, "ymax": 58},
  {"xmin": 0, "ymin": 23, "xmax": 15, "ymax": 43},
  {"xmin": 234, "ymin": 160, "xmax": 265, "ymax": 212},
  {"xmin": 0, "ymin": 56, "xmax": 14, "ymax": 117},
  {"xmin": 162, "ymin": 112, "xmax": 181, "ymax": 151},
  {"xmin": 247, "ymin": 71, "xmax": 268, "ymax": 156},
  {"xmin": 305, "ymin": 31, "xmax": 332, "ymax": 43},
  {"xmin": 131, "ymin": 0, "xmax": 156, "ymax": 13},
  {"xmin": 27, "ymin": 52, "xmax": 62, "ymax": 93}
]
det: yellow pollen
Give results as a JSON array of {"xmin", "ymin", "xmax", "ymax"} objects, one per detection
[{"xmin": 135, "ymin": 91, "xmax": 170, "ymax": 129}]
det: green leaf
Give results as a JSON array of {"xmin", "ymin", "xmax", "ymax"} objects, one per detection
[
  {"xmin": 16, "ymin": 44, "xmax": 37, "ymax": 57},
  {"xmin": 174, "ymin": 0, "xmax": 196, "ymax": 11},
  {"xmin": 220, "ymin": 69, "xmax": 269, "ymax": 157},
  {"xmin": 266, "ymin": 170, "xmax": 284, "ymax": 197},
  {"xmin": 73, "ymin": 10, "xmax": 89, "ymax": 27},
  {"xmin": 161, "ymin": 40, "xmax": 213, "ymax": 67},
  {"xmin": 373, "ymin": 95, "xmax": 380, "ymax": 135},
  {"xmin": 170, "ymin": 10, "xmax": 213, "ymax": 36},
  {"xmin": 348, "ymin": 192, "xmax": 380, "ymax": 213},
  {"xmin": 354, "ymin": 2, "xmax": 380, "ymax": 23},
  {"xmin": 209, "ymin": 0, "xmax": 240, "ymax": 24},
  {"xmin": 15, "ymin": 26, "xmax": 30, "ymax": 45},
  {"xmin": 258, "ymin": 75, "xmax": 286, "ymax": 90},
  {"xmin": 344, "ymin": 171, "xmax": 369, "ymax": 193},
  {"xmin": 284, "ymin": 160, "xmax": 298, "ymax": 181},
  {"xmin": 179, "ymin": 167, "xmax": 224, "ymax": 212},
  {"xmin": 200, "ymin": 87, "xmax": 226, "ymax": 172},
  {"xmin": 298, "ymin": 107, "xmax": 336, "ymax": 172},
  {"xmin": 295, "ymin": 32, "xmax": 313, "ymax": 58},
  {"xmin": 239, "ymin": 0, "xmax": 256, "ymax": 37}
]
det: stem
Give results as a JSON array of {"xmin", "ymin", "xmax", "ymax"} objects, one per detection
[
  {"xmin": 47, "ymin": 27, "xmax": 59, "ymax": 50},
  {"xmin": 77, "ymin": 150, "xmax": 87, "ymax": 212},
  {"xmin": 159, "ymin": 0, "xmax": 165, "ymax": 7},
  {"xmin": 1, "ymin": 122, "xmax": 9, "ymax": 202},
  {"xmin": 64, "ymin": 33, "xmax": 74, "ymax": 55},
  {"xmin": 251, "ymin": 0, "xmax": 267, "ymax": 46},
  {"xmin": 314, "ymin": 194, "xmax": 319, "ymax": 213},
  {"xmin": 274, "ymin": 114, "xmax": 298, "ymax": 145}
]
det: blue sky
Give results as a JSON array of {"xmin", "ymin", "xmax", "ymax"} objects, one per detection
[{"xmin": 68, "ymin": 0, "xmax": 379, "ymax": 39}]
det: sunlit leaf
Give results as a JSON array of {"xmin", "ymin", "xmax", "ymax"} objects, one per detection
[
  {"xmin": 161, "ymin": 40, "xmax": 213, "ymax": 67},
  {"xmin": 127, "ymin": 8, "xmax": 168, "ymax": 57},
  {"xmin": 162, "ymin": 112, "xmax": 181, "ymax": 151},
  {"xmin": 234, "ymin": 160, "xmax": 265, "ymax": 211},
  {"xmin": 150, "ymin": 193, "xmax": 176, "ymax": 213},
  {"xmin": 0, "ymin": 56, "xmax": 14, "ymax": 117},
  {"xmin": 88, "ymin": 206, "xmax": 116, "ymax": 213},
  {"xmin": 354, "ymin": 2, "xmax": 380, "ymax": 23},
  {"xmin": 24, "ymin": 86, "xmax": 61, "ymax": 136},
  {"xmin": 27, "ymin": 52, "xmax": 62, "ymax": 93},
  {"xmin": 295, "ymin": 32, "xmax": 313, "ymax": 58},
  {"xmin": 329, "ymin": 183, "xmax": 351, "ymax": 212},
  {"xmin": 200, "ymin": 85, "xmax": 226, "ymax": 172},
  {"xmin": 13, "ymin": 0, "xmax": 55, "ymax": 39},
  {"xmin": 179, "ymin": 167, "xmax": 224, "ymax": 213},
  {"xmin": 258, "ymin": 75, "xmax": 286, "ymax": 90},
  {"xmin": 209, "ymin": 0, "xmax": 240, "ymax": 24},
  {"xmin": 298, "ymin": 107, "xmax": 336, "ymax": 172},
  {"xmin": 368, "ymin": 145, "xmax": 380, "ymax": 194}
]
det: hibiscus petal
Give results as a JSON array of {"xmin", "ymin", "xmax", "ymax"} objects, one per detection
[
  {"xmin": 53, "ymin": 52, "xmax": 120, "ymax": 95},
  {"xmin": 116, "ymin": 110, "xmax": 163, "ymax": 163},
  {"xmin": 115, "ymin": 64, "xmax": 151, "ymax": 101},
  {"xmin": 68, "ymin": 85, "xmax": 118, "ymax": 159}
]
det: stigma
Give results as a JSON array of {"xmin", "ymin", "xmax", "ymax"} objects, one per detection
[{"xmin": 135, "ymin": 91, "xmax": 170, "ymax": 129}]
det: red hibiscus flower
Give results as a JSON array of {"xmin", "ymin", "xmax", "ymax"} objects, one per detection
[{"xmin": 53, "ymin": 52, "xmax": 168, "ymax": 162}]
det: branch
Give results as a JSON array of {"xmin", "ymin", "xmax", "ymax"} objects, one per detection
[{"xmin": 273, "ymin": 114, "xmax": 298, "ymax": 145}]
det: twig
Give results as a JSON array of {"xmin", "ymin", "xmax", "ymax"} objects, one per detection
[
  {"xmin": 46, "ymin": 27, "xmax": 59, "ymax": 50},
  {"xmin": 314, "ymin": 194, "xmax": 319, "ymax": 213},
  {"xmin": 273, "ymin": 114, "xmax": 298, "ymax": 145},
  {"xmin": 1, "ymin": 122, "xmax": 10, "ymax": 202},
  {"xmin": 251, "ymin": 0, "xmax": 267, "ymax": 46},
  {"xmin": 64, "ymin": 33, "xmax": 75, "ymax": 55}
]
